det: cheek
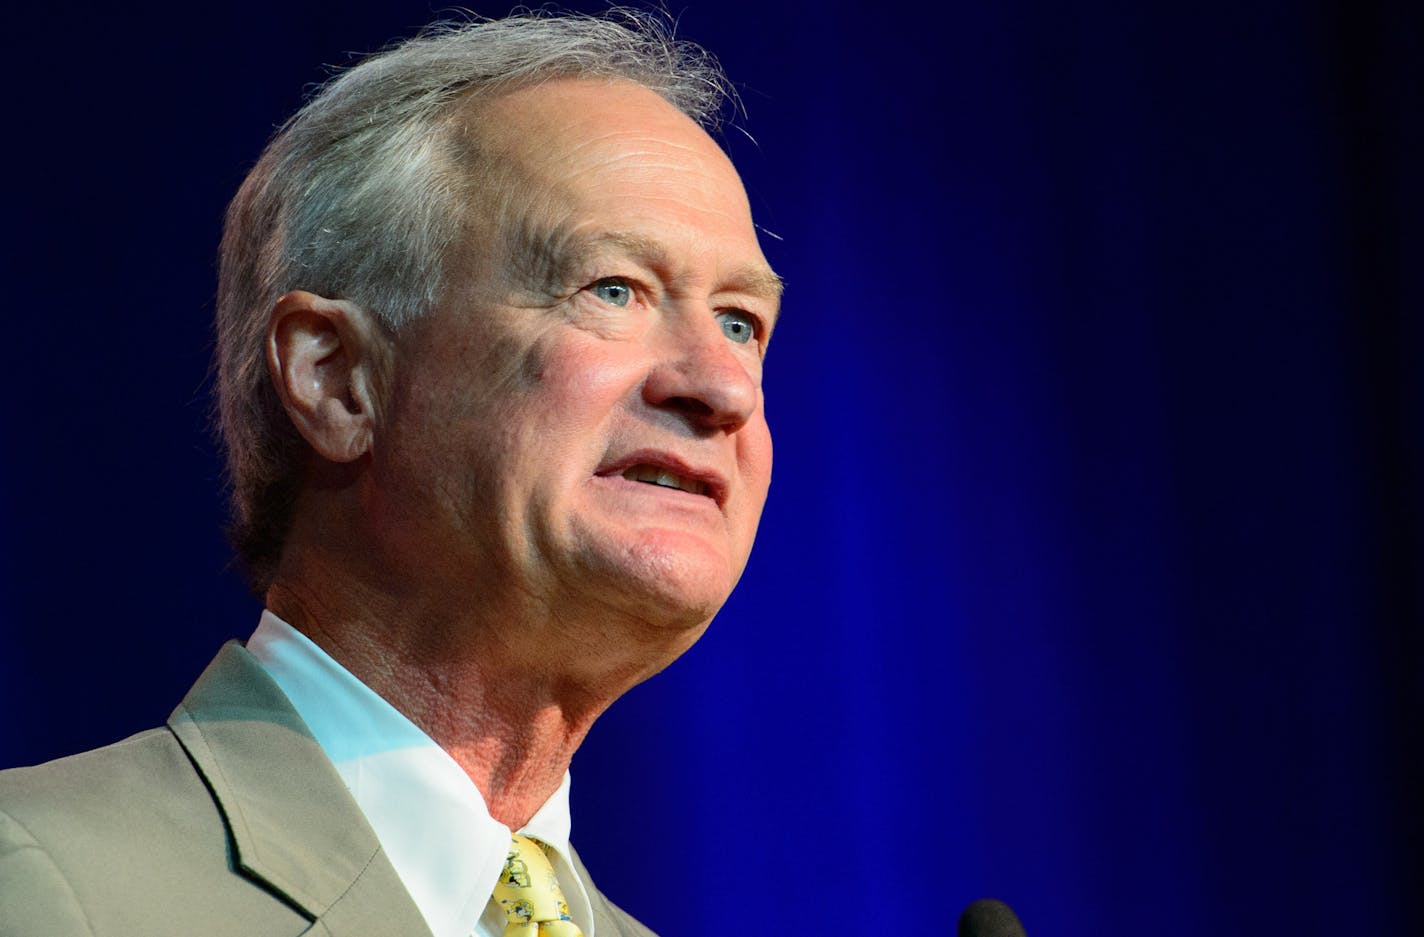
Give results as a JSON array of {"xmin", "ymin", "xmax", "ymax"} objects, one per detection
[
  {"xmin": 523, "ymin": 337, "xmax": 643, "ymax": 433},
  {"xmin": 743, "ymin": 422, "xmax": 772, "ymax": 486},
  {"xmin": 737, "ymin": 421, "xmax": 774, "ymax": 534},
  {"xmin": 741, "ymin": 394, "xmax": 774, "ymax": 484}
]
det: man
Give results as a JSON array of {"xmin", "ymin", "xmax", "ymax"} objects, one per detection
[{"xmin": 0, "ymin": 11, "xmax": 779, "ymax": 937}]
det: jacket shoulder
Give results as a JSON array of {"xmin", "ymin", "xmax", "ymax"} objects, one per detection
[
  {"xmin": 1, "ymin": 726, "xmax": 188, "ymax": 808},
  {"xmin": 0, "ymin": 727, "xmax": 309, "ymax": 936}
]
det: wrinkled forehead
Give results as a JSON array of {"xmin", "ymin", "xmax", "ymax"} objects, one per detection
[
  {"xmin": 453, "ymin": 75, "xmax": 730, "ymax": 167},
  {"xmin": 451, "ymin": 79, "xmax": 748, "ymax": 223},
  {"xmin": 437, "ymin": 76, "xmax": 771, "ymax": 293}
]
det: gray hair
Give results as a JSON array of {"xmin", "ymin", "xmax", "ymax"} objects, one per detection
[{"xmin": 214, "ymin": 9, "xmax": 735, "ymax": 592}]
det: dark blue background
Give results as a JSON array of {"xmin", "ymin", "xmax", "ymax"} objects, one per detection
[{"xmin": 3, "ymin": 2, "xmax": 1419, "ymax": 934}]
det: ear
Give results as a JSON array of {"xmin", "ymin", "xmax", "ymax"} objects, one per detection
[{"xmin": 266, "ymin": 290, "xmax": 389, "ymax": 463}]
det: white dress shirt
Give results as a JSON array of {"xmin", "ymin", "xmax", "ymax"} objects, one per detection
[{"xmin": 246, "ymin": 611, "xmax": 597, "ymax": 937}]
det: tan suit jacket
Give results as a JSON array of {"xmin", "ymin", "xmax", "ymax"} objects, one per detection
[{"xmin": 0, "ymin": 643, "xmax": 657, "ymax": 937}]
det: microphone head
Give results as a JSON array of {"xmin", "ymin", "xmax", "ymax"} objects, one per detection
[{"xmin": 957, "ymin": 898, "xmax": 1027, "ymax": 937}]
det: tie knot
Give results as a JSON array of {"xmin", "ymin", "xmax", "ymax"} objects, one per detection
[{"xmin": 493, "ymin": 835, "xmax": 583, "ymax": 936}]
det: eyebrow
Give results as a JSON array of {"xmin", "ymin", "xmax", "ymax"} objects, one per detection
[
  {"xmin": 597, "ymin": 230, "xmax": 785, "ymax": 304},
  {"xmin": 521, "ymin": 225, "xmax": 785, "ymax": 309}
]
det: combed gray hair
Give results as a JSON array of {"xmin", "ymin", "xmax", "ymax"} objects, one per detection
[{"xmin": 215, "ymin": 8, "xmax": 734, "ymax": 592}]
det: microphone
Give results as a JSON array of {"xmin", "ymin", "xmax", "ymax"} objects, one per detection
[{"xmin": 957, "ymin": 898, "xmax": 1027, "ymax": 937}]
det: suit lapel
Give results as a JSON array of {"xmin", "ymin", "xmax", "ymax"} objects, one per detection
[
  {"xmin": 168, "ymin": 641, "xmax": 433, "ymax": 936},
  {"xmin": 567, "ymin": 843, "xmax": 660, "ymax": 937}
]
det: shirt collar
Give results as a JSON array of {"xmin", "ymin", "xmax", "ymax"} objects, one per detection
[{"xmin": 246, "ymin": 610, "xmax": 593, "ymax": 937}]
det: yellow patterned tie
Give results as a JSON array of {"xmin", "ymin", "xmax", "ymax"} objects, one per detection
[{"xmin": 492, "ymin": 834, "xmax": 584, "ymax": 936}]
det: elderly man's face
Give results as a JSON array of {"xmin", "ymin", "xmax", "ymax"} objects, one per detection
[{"xmin": 373, "ymin": 79, "xmax": 778, "ymax": 634}]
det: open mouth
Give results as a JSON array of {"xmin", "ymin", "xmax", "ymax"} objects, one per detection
[{"xmin": 620, "ymin": 464, "xmax": 710, "ymax": 497}]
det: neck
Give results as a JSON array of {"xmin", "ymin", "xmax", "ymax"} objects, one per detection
[{"xmin": 265, "ymin": 531, "xmax": 702, "ymax": 828}]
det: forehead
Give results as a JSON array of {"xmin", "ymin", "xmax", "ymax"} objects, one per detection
[
  {"xmin": 468, "ymin": 77, "xmax": 735, "ymax": 189},
  {"xmin": 448, "ymin": 78, "xmax": 776, "ymax": 294}
]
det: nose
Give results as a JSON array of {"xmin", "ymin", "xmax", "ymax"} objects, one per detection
[{"xmin": 642, "ymin": 316, "xmax": 759, "ymax": 432}]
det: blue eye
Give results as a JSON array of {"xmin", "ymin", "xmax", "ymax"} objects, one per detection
[
  {"xmin": 716, "ymin": 310, "xmax": 757, "ymax": 345},
  {"xmin": 590, "ymin": 277, "xmax": 632, "ymax": 307}
]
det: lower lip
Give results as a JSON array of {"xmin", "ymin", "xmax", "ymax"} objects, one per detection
[{"xmin": 590, "ymin": 474, "xmax": 721, "ymax": 511}]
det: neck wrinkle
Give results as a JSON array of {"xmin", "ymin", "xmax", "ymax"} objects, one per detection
[
  {"xmin": 265, "ymin": 501, "xmax": 704, "ymax": 827},
  {"xmin": 264, "ymin": 570, "xmax": 620, "ymax": 831}
]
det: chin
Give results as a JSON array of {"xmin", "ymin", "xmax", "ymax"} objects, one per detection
[{"xmin": 599, "ymin": 533, "xmax": 742, "ymax": 630}]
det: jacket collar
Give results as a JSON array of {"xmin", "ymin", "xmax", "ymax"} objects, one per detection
[{"xmin": 168, "ymin": 641, "xmax": 432, "ymax": 935}]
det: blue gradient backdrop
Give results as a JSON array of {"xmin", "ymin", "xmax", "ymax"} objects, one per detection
[{"xmin": 3, "ymin": 2, "xmax": 1420, "ymax": 934}]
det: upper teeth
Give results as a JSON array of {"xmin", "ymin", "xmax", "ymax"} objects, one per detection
[{"xmin": 622, "ymin": 465, "xmax": 708, "ymax": 496}]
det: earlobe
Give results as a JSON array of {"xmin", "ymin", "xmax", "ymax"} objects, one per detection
[{"xmin": 267, "ymin": 290, "xmax": 387, "ymax": 463}]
